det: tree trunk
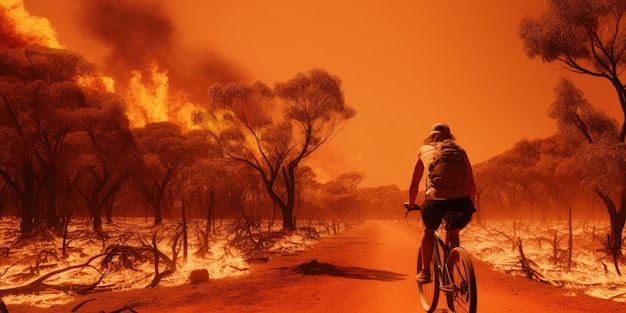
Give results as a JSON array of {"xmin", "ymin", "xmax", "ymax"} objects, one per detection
[
  {"xmin": 596, "ymin": 188, "xmax": 626, "ymax": 275},
  {"xmin": 19, "ymin": 185, "xmax": 37, "ymax": 235},
  {"xmin": 181, "ymin": 195, "xmax": 188, "ymax": 262},
  {"xmin": 105, "ymin": 195, "xmax": 115, "ymax": 224},
  {"xmin": 609, "ymin": 202, "xmax": 625, "ymax": 260},
  {"xmin": 282, "ymin": 165, "xmax": 296, "ymax": 232},
  {"xmin": 18, "ymin": 169, "xmax": 37, "ymax": 235},
  {"xmin": 20, "ymin": 202, "xmax": 35, "ymax": 235},
  {"xmin": 608, "ymin": 210, "xmax": 625, "ymax": 276},
  {"xmin": 281, "ymin": 205, "xmax": 295, "ymax": 231},
  {"xmin": 44, "ymin": 164, "xmax": 62, "ymax": 232},
  {"xmin": 609, "ymin": 78, "xmax": 626, "ymax": 142},
  {"xmin": 205, "ymin": 189, "xmax": 215, "ymax": 236},
  {"xmin": 154, "ymin": 185, "xmax": 165, "ymax": 226},
  {"xmin": 93, "ymin": 211, "xmax": 103, "ymax": 233}
]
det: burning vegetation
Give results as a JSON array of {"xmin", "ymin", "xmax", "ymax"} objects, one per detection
[
  {"xmin": 0, "ymin": 0, "xmax": 626, "ymax": 309},
  {"xmin": 0, "ymin": 0, "xmax": 364, "ymax": 308}
]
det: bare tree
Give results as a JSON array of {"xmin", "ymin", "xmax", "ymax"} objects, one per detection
[
  {"xmin": 197, "ymin": 69, "xmax": 356, "ymax": 231},
  {"xmin": 130, "ymin": 122, "xmax": 206, "ymax": 226},
  {"xmin": 74, "ymin": 92, "xmax": 138, "ymax": 232},
  {"xmin": 519, "ymin": 0, "xmax": 626, "ymax": 141}
]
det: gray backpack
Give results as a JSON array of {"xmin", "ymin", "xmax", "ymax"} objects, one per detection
[{"xmin": 428, "ymin": 139, "xmax": 467, "ymax": 189}]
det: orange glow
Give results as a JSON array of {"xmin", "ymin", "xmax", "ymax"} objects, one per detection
[
  {"xmin": 1, "ymin": 0, "xmax": 61, "ymax": 48},
  {"xmin": 125, "ymin": 64, "xmax": 201, "ymax": 131},
  {"xmin": 125, "ymin": 65, "xmax": 170, "ymax": 128},
  {"xmin": 0, "ymin": 217, "xmax": 320, "ymax": 307},
  {"xmin": 19, "ymin": 0, "xmax": 624, "ymax": 187},
  {"xmin": 75, "ymin": 75, "xmax": 115, "ymax": 93}
]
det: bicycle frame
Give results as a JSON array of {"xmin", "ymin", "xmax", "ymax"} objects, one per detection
[
  {"xmin": 405, "ymin": 203, "xmax": 477, "ymax": 313},
  {"xmin": 432, "ymin": 229, "xmax": 454, "ymax": 292}
]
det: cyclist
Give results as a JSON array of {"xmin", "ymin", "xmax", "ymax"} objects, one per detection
[{"xmin": 407, "ymin": 122, "xmax": 476, "ymax": 283}]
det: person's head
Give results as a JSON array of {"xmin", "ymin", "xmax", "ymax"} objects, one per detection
[{"xmin": 423, "ymin": 122, "xmax": 455, "ymax": 144}]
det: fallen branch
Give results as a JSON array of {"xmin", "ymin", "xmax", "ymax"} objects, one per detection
[
  {"xmin": 515, "ymin": 238, "xmax": 563, "ymax": 287},
  {"xmin": 0, "ymin": 253, "xmax": 107, "ymax": 297}
]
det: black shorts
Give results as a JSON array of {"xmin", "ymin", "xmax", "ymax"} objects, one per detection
[{"xmin": 421, "ymin": 196, "xmax": 475, "ymax": 231}]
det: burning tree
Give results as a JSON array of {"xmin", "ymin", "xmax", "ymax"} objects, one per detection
[{"xmin": 195, "ymin": 69, "xmax": 356, "ymax": 231}]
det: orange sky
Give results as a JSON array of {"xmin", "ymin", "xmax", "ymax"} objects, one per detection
[{"xmin": 22, "ymin": 0, "xmax": 623, "ymax": 187}]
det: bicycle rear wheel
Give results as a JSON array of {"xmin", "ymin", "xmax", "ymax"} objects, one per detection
[
  {"xmin": 446, "ymin": 247, "xmax": 477, "ymax": 313},
  {"xmin": 417, "ymin": 246, "xmax": 440, "ymax": 312}
]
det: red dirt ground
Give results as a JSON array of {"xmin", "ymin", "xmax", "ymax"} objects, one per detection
[{"xmin": 5, "ymin": 220, "xmax": 625, "ymax": 313}]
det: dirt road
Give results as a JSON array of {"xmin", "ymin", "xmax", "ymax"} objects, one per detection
[{"xmin": 7, "ymin": 220, "xmax": 625, "ymax": 312}]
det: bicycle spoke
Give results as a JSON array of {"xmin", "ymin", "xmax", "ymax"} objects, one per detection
[{"xmin": 446, "ymin": 248, "xmax": 477, "ymax": 313}]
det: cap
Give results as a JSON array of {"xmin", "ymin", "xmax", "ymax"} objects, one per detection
[{"xmin": 431, "ymin": 122, "xmax": 450, "ymax": 134}]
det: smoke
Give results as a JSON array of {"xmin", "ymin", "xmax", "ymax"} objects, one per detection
[
  {"xmin": 78, "ymin": 0, "xmax": 246, "ymax": 103},
  {"xmin": 0, "ymin": 0, "xmax": 61, "ymax": 48}
]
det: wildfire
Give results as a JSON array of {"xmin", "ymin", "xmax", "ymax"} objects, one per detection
[
  {"xmin": 0, "ymin": 0, "xmax": 61, "ymax": 48},
  {"xmin": 1, "ymin": 1, "xmax": 202, "ymax": 132},
  {"xmin": 75, "ymin": 75, "xmax": 115, "ymax": 93},
  {"xmin": 125, "ymin": 64, "xmax": 170, "ymax": 128},
  {"xmin": 123, "ymin": 64, "xmax": 199, "ymax": 131}
]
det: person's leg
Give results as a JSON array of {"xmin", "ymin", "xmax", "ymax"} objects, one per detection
[
  {"xmin": 417, "ymin": 227, "xmax": 435, "ymax": 282},
  {"xmin": 418, "ymin": 199, "xmax": 441, "ymax": 283},
  {"xmin": 421, "ymin": 228, "xmax": 435, "ymax": 267}
]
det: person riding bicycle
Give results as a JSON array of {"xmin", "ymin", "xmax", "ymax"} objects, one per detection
[{"xmin": 407, "ymin": 122, "xmax": 476, "ymax": 283}]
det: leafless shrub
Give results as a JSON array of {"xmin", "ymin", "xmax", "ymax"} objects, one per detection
[
  {"xmin": 0, "ymin": 253, "xmax": 107, "ymax": 297},
  {"xmin": 594, "ymin": 232, "xmax": 623, "ymax": 276},
  {"xmin": 100, "ymin": 245, "xmax": 150, "ymax": 271}
]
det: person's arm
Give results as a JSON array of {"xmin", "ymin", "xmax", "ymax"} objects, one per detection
[
  {"xmin": 408, "ymin": 157, "xmax": 424, "ymax": 208},
  {"xmin": 464, "ymin": 151, "xmax": 476, "ymax": 206}
]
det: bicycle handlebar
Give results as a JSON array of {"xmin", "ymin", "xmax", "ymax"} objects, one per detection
[{"xmin": 403, "ymin": 202, "xmax": 421, "ymax": 218}]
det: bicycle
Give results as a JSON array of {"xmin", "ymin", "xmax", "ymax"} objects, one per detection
[{"xmin": 404, "ymin": 203, "xmax": 477, "ymax": 313}]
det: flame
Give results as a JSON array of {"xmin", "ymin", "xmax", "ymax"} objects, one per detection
[
  {"xmin": 0, "ymin": 0, "xmax": 62, "ymax": 48},
  {"xmin": 125, "ymin": 64, "xmax": 169, "ymax": 128},
  {"xmin": 2, "ymin": 1, "xmax": 215, "ymax": 133},
  {"xmin": 124, "ymin": 64, "xmax": 199, "ymax": 131},
  {"xmin": 75, "ymin": 75, "xmax": 115, "ymax": 93}
]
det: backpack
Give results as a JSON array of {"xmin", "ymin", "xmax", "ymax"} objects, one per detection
[{"xmin": 428, "ymin": 139, "xmax": 467, "ymax": 189}]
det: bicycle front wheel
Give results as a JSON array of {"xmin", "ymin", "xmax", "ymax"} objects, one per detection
[
  {"xmin": 417, "ymin": 246, "xmax": 440, "ymax": 312},
  {"xmin": 446, "ymin": 247, "xmax": 477, "ymax": 313}
]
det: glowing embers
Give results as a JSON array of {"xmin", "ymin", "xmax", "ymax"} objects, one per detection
[
  {"xmin": 0, "ymin": 217, "xmax": 322, "ymax": 308},
  {"xmin": 0, "ymin": 218, "xmax": 247, "ymax": 307},
  {"xmin": 462, "ymin": 221, "xmax": 626, "ymax": 302}
]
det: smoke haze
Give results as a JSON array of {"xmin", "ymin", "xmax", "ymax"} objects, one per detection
[{"xmin": 78, "ymin": 0, "xmax": 246, "ymax": 103}]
